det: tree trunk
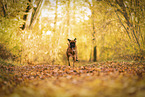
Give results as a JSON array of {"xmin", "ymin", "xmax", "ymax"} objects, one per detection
[
  {"xmin": 29, "ymin": 0, "xmax": 45, "ymax": 29},
  {"xmin": 21, "ymin": 0, "xmax": 33, "ymax": 30},
  {"xmin": 53, "ymin": 0, "xmax": 58, "ymax": 62},
  {"xmin": 22, "ymin": 0, "xmax": 45, "ymax": 30},
  {"xmin": 54, "ymin": 0, "xmax": 58, "ymax": 33},
  {"xmin": 86, "ymin": 0, "xmax": 97, "ymax": 62},
  {"xmin": 1, "ymin": 0, "xmax": 7, "ymax": 17},
  {"xmin": 66, "ymin": 0, "xmax": 70, "ymax": 38},
  {"xmin": 92, "ymin": 4, "xmax": 97, "ymax": 62},
  {"xmin": 93, "ymin": 46, "xmax": 97, "ymax": 62}
]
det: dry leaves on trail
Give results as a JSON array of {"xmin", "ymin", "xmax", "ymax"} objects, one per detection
[{"xmin": 0, "ymin": 61, "xmax": 145, "ymax": 97}]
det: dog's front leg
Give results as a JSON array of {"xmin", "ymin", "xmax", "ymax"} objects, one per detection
[
  {"xmin": 67, "ymin": 53, "xmax": 72, "ymax": 66},
  {"xmin": 67, "ymin": 56, "xmax": 70, "ymax": 66}
]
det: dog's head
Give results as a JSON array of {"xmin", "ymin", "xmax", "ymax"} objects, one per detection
[{"xmin": 68, "ymin": 38, "xmax": 76, "ymax": 48}]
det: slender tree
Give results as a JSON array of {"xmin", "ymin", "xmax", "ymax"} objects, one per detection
[
  {"xmin": 22, "ymin": 0, "xmax": 33, "ymax": 30},
  {"xmin": 86, "ymin": 0, "xmax": 97, "ymax": 62},
  {"xmin": 30, "ymin": 0, "xmax": 45, "ymax": 29},
  {"xmin": 22, "ymin": 0, "xmax": 45, "ymax": 30},
  {"xmin": 66, "ymin": 0, "xmax": 70, "ymax": 38},
  {"xmin": 54, "ymin": 0, "xmax": 58, "ymax": 33}
]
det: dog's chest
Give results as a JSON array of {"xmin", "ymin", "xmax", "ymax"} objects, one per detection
[
  {"xmin": 68, "ymin": 48, "xmax": 76, "ymax": 55},
  {"xmin": 71, "ymin": 49, "xmax": 76, "ymax": 55}
]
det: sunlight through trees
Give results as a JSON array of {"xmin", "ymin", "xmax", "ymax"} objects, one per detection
[
  {"xmin": 0, "ymin": 0, "xmax": 145, "ymax": 65},
  {"xmin": 0, "ymin": 0, "xmax": 145, "ymax": 97}
]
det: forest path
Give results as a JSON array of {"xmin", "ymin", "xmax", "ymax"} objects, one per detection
[{"xmin": 0, "ymin": 61, "xmax": 145, "ymax": 97}]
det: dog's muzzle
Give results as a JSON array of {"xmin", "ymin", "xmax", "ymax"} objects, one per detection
[{"xmin": 70, "ymin": 42, "xmax": 75, "ymax": 48}]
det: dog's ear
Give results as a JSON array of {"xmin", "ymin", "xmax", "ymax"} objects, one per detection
[
  {"xmin": 74, "ymin": 38, "xmax": 77, "ymax": 41},
  {"xmin": 68, "ymin": 39, "xmax": 71, "ymax": 42}
]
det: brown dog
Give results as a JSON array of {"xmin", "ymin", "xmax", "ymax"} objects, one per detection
[{"xmin": 66, "ymin": 38, "xmax": 78, "ymax": 66}]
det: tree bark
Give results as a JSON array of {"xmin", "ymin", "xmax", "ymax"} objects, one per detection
[
  {"xmin": 29, "ymin": 0, "xmax": 45, "ymax": 29},
  {"xmin": 91, "ymin": 1, "xmax": 97, "ymax": 62},
  {"xmin": 93, "ymin": 46, "xmax": 97, "ymax": 62},
  {"xmin": 1, "ymin": 0, "xmax": 7, "ymax": 17},
  {"xmin": 22, "ymin": 0, "xmax": 45, "ymax": 30},
  {"xmin": 21, "ymin": 0, "xmax": 32, "ymax": 30}
]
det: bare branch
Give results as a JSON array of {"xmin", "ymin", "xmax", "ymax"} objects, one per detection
[
  {"xmin": 1, "ymin": 0, "xmax": 7, "ymax": 17},
  {"xmin": 115, "ymin": 10, "xmax": 131, "ymax": 40}
]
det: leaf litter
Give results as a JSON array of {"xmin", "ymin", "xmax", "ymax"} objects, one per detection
[{"xmin": 0, "ymin": 61, "xmax": 145, "ymax": 97}]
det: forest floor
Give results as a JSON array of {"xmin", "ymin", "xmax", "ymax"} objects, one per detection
[{"xmin": 0, "ymin": 61, "xmax": 145, "ymax": 97}]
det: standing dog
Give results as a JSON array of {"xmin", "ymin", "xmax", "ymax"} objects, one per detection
[{"xmin": 66, "ymin": 38, "xmax": 78, "ymax": 67}]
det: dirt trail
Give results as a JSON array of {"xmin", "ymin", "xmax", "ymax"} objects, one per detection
[{"xmin": 0, "ymin": 61, "xmax": 145, "ymax": 97}]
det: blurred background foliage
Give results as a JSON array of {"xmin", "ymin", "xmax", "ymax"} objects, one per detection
[{"xmin": 0, "ymin": 0, "xmax": 145, "ymax": 65}]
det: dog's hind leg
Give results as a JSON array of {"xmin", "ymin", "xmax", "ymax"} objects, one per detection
[
  {"xmin": 76, "ymin": 51, "xmax": 78, "ymax": 61},
  {"xmin": 73, "ymin": 56, "xmax": 76, "ymax": 67}
]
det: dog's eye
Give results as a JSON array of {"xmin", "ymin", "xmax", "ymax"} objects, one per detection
[{"xmin": 70, "ymin": 42, "xmax": 75, "ymax": 45}]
